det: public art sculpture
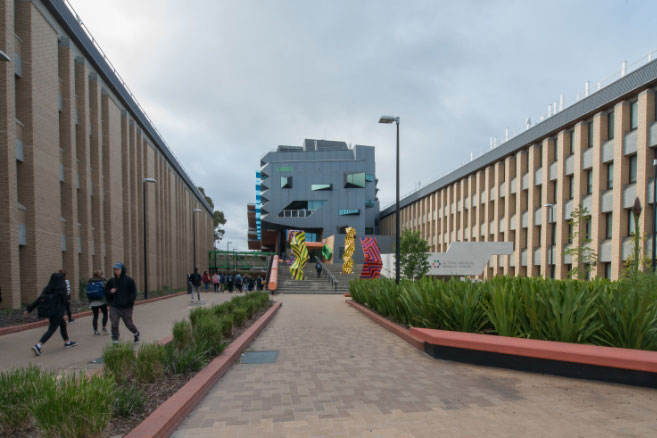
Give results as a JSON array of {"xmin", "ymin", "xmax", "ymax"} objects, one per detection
[
  {"xmin": 360, "ymin": 237, "xmax": 382, "ymax": 279},
  {"xmin": 342, "ymin": 227, "xmax": 356, "ymax": 274},
  {"xmin": 321, "ymin": 244, "xmax": 333, "ymax": 261},
  {"xmin": 289, "ymin": 231, "xmax": 309, "ymax": 280}
]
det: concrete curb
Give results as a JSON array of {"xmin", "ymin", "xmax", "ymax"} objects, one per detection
[
  {"xmin": 346, "ymin": 300, "xmax": 423, "ymax": 350},
  {"xmin": 124, "ymin": 301, "xmax": 282, "ymax": 438},
  {"xmin": 0, "ymin": 292, "xmax": 186, "ymax": 337}
]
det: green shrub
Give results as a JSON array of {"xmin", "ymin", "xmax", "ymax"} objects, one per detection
[
  {"xmin": 31, "ymin": 373, "xmax": 115, "ymax": 438},
  {"xmin": 112, "ymin": 385, "xmax": 146, "ymax": 418},
  {"xmin": 220, "ymin": 314, "xmax": 234, "ymax": 338},
  {"xmin": 172, "ymin": 320, "xmax": 193, "ymax": 350},
  {"xmin": 102, "ymin": 342, "xmax": 136, "ymax": 384},
  {"xmin": 136, "ymin": 342, "xmax": 164, "ymax": 383},
  {"xmin": 212, "ymin": 301, "xmax": 233, "ymax": 318},
  {"xmin": 0, "ymin": 365, "xmax": 52, "ymax": 429},
  {"xmin": 192, "ymin": 315, "xmax": 225, "ymax": 357},
  {"xmin": 189, "ymin": 307, "xmax": 213, "ymax": 327},
  {"xmin": 233, "ymin": 307, "xmax": 248, "ymax": 327},
  {"xmin": 162, "ymin": 342, "xmax": 208, "ymax": 375}
]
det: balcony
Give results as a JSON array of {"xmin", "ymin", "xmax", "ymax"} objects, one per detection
[
  {"xmin": 602, "ymin": 139, "xmax": 614, "ymax": 163},
  {"xmin": 582, "ymin": 147, "xmax": 593, "ymax": 169},
  {"xmin": 623, "ymin": 130, "xmax": 638, "ymax": 156},
  {"xmin": 649, "ymin": 122, "xmax": 657, "ymax": 147},
  {"xmin": 565, "ymin": 155, "xmax": 575, "ymax": 175},
  {"xmin": 549, "ymin": 162, "xmax": 558, "ymax": 180},
  {"xmin": 601, "ymin": 189, "xmax": 613, "ymax": 213},
  {"xmin": 534, "ymin": 167, "xmax": 542, "ymax": 186},
  {"xmin": 622, "ymin": 184, "xmax": 636, "ymax": 209}
]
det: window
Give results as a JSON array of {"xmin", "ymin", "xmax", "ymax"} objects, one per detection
[
  {"xmin": 567, "ymin": 223, "xmax": 573, "ymax": 244},
  {"xmin": 365, "ymin": 200, "xmax": 375, "ymax": 208},
  {"xmin": 308, "ymin": 200, "xmax": 326, "ymax": 211},
  {"xmin": 552, "ymin": 137, "xmax": 558, "ymax": 161},
  {"xmin": 365, "ymin": 174, "xmax": 375, "ymax": 182},
  {"xmin": 550, "ymin": 223, "xmax": 556, "ymax": 245},
  {"xmin": 607, "ymin": 163, "xmax": 614, "ymax": 189},
  {"xmin": 630, "ymin": 100, "xmax": 638, "ymax": 130},
  {"xmin": 311, "ymin": 184, "xmax": 332, "ymax": 191},
  {"xmin": 569, "ymin": 130, "xmax": 575, "ymax": 155},
  {"xmin": 587, "ymin": 121, "xmax": 594, "ymax": 148},
  {"xmin": 629, "ymin": 155, "xmax": 637, "ymax": 184},
  {"xmin": 365, "ymin": 227, "xmax": 374, "ymax": 235},
  {"xmin": 586, "ymin": 170, "xmax": 593, "ymax": 195},
  {"xmin": 344, "ymin": 172, "xmax": 366, "ymax": 188},
  {"xmin": 280, "ymin": 176, "xmax": 292, "ymax": 189},
  {"xmin": 605, "ymin": 262, "xmax": 612, "ymax": 279},
  {"xmin": 605, "ymin": 213, "xmax": 613, "ymax": 239},
  {"xmin": 585, "ymin": 217, "xmax": 591, "ymax": 240},
  {"xmin": 607, "ymin": 111, "xmax": 614, "ymax": 140},
  {"xmin": 552, "ymin": 181, "xmax": 557, "ymax": 203},
  {"xmin": 628, "ymin": 209, "xmax": 636, "ymax": 236},
  {"xmin": 339, "ymin": 208, "xmax": 360, "ymax": 216},
  {"xmin": 568, "ymin": 176, "xmax": 574, "ymax": 200},
  {"xmin": 537, "ymin": 145, "xmax": 542, "ymax": 166}
]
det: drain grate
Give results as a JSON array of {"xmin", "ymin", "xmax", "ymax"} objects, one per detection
[{"xmin": 240, "ymin": 350, "xmax": 279, "ymax": 364}]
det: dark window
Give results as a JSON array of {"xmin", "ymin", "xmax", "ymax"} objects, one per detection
[
  {"xmin": 550, "ymin": 223, "xmax": 556, "ymax": 245},
  {"xmin": 552, "ymin": 137, "xmax": 558, "ymax": 161},
  {"xmin": 567, "ymin": 223, "xmax": 573, "ymax": 243},
  {"xmin": 552, "ymin": 181, "xmax": 557, "ymax": 203},
  {"xmin": 280, "ymin": 176, "xmax": 292, "ymax": 189},
  {"xmin": 605, "ymin": 262, "xmax": 611, "ymax": 279},
  {"xmin": 630, "ymin": 100, "xmax": 638, "ymax": 130},
  {"xmin": 365, "ymin": 174, "xmax": 375, "ymax": 182},
  {"xmin": 586, "ymin": 170, "xmax": 593, "ymax": 195},
  {"xmin": 537, "ymin": 145, "xmax": 543, "ymax": 166},
  {"xmin": 568, "ymin": 176, "xmax": 574, "ymax": 200},
  {"xmin": 607, "ymin": 163, "xmax": 614, "ymax": 189},
  {"xmin": 587, "ymin": 121, "xmax": 594, "ymax": 148},
  {"xmin": 569, "ymin": 130, "xmax": 575, "ymax": 155},
  {"xmin": 629, "ymin": 155, "xmax": 637, "ymax": 184},
  {"xmin": 365, "ymin": 200, "xmax": 375, "ymax": 208},
  {"xmin": 311, "ymin": 184, "xmax": 332, "ymax": 191},
  {"xmin": 605, "ymin": 213, "xmax": 613, "ymax": 239},
  {"xmin": 628, "ymin": 209, "xmax": 636, "ymax": 236},
  {"xmin": 607, "ymin": 111, "xmax": 614, "ymax": 140},
  {"xmin": 365, "ymin": 227, "xmax": 374, "ymax": 235},
  {"xmin": 344, "ymin": 172, "xmax": 366, "ymax": 188},
  {"xmin": 585, "ymin": 217, "xmax": 591, "ymax": 240}
]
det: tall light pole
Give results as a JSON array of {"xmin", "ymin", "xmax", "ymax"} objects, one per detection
[
  {"xmin": 544, "ymin": 203, "xmax": 554, "ymax": 278},
  {"xmin": 142, "ymin": 178, "xmax": 157, "ymax": 298},
  {"xmin": 653, "ymin": 159, "xmax": 657, "ymax": 272},
  {"xmin": 227, "ymin": 241, "xmax": 232, "ymax": 272},
  {"xmin": 192, "ymin": 208, "xmax": 203, "ymax": 270},
  {"xmin": 379, "ymin": 115, "xmax": 401, "ymax": 284}
]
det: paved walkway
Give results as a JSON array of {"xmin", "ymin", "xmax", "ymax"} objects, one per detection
[
  {"xmin": 0, "ymin": 292, "xmax": 236, "ymax": 372},
  {"xmin": 175, "ymin": 295, "xmax": 657, "ymax": 438}
]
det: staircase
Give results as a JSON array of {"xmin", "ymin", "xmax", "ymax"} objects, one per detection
[{"xmin": 275, "ymin": 262, "xmax": 363, "ymax": 294}]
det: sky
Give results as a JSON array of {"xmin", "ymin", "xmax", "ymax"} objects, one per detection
[{"xmin": 67, "ymin": 0, "xmax": 656, "ymax": 250}]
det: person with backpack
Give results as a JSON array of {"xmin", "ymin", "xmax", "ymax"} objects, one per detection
[
  {"xmin": 315, "ymin": 262, "xmax": 322, "ymax": 278},
  {"xmin": 59, "ymin": 269, "xmax": 75, "ymax": 323},
  {"xmin": 188, "ymin": 268, "xmax": 202, "ymax": 303},
  {"xmin": 87, "ymin": 270, "xmax": 108, "ymax": 336},
  {"xmin": 105, "ymin": 262, "xmax": 140, "ymax": 344},
  {"xmin": 24, "ymin": 273, "xmax": 78, "ymax": 356}
]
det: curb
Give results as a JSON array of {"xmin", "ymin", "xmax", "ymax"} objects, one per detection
[
  {"xmin": 0, "ymin": 292, "xmax": 186, "ymax": 337},
  {"xmin": 125, "ymin": 301, "xmax": 282, "ymax": 438},
  {"xmin": 346, "ymin": 300, "xmax": 423, "ymax": 350}
]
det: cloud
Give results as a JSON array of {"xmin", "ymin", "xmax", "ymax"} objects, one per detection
[{"xmin": 68, "ymin": 0, "xmax": 657, "ymax": 249}]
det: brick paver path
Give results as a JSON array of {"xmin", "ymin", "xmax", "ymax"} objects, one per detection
[
  {"xmin": 175, "ymin": 294, "xmax": 657, "ymax": 438},
  {"xmin": 0, "ymin": 292, "xmax": 235, "ymax": 372}
]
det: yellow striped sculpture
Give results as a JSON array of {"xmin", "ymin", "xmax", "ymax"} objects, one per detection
[
  {"xmin": 342, "ymin": 227, "xmax": 356, "ymax": 274},
  {"xmin": 290, "ymin": 231, "xmax": 308, "ymax": 280}
]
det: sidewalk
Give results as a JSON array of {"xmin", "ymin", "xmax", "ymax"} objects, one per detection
[
  {"xmin": 175, "ymin": 295, "xmax": 657, "ymax": 438},
  {"xmin": 0, "ymin": 292, "xmax": 237, "ymax": 373}
]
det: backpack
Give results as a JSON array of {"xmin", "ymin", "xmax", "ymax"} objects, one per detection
[
  {"xmin": 37, "ymin": 289, "xmax": 60, "ymax": 318},
  {"xmin": 86, "ymin": 281, "xmax": 104, "ymax": 301}
]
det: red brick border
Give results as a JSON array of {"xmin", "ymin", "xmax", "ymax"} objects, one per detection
[
  {"xmin": 0, "ymin": 292, "xmax": 187, "ymax": 337},
  {"xmin": 346, "ymin": 300, "xmax": 423, "ymax": 350},
  {"xmin": 124, "ymin": 301, "xmax": 282, "ymax": 438}
]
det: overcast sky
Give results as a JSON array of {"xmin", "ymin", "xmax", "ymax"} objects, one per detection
[{"xmin": 68, "ymin": 0, "xmax": 656, "ymax": 250}]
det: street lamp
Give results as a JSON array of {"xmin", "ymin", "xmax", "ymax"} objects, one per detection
[
  {"xmin": 544, "ymin": 203, "xmax": 554, "ymax": 278},
  {"xmin": 192, "ymin": 208, "xmax": 203, "ymax": 270},
  {"xmin": 227, "ymin": 241, "xmax": 232, "ymax": 272},
  {"xmin": 0, "ymin": 50, "xmax": 10, "ymax": 62},
  {"xmin": 142, "ymin": 177, "xmax": 157, "ymax": 299},
  {"xmin": 379, "ymin": 115, "xmax": 401, "ymax": 285}
]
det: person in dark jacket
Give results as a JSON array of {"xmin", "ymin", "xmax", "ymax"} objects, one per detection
[
  {"xmin": 87, "ymin": 270, "xmax": 108, "ymax": 336},
  {"xmin": 24, "ymin": 273, "xmax": 78, "ymax": 356},
  {"xmin": 188, "ymin": 268, "xmax": 203, "ymax": 303},
  {"xmin": 105, "ymin": 262, "xmax": 140, "ymax": 344}
]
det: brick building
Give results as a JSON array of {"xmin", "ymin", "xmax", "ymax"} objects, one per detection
[
  {"xmin": 0, "ymin": 0, "xmax": 214, "ymax": 308},
  {"xmin": 380, "ymin": 58, "xmax": 657, "ymax": 281}
]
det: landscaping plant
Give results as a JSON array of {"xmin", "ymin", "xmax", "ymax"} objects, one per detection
[
  {"xmin": 102, "ymin": 342, "xmax": 136, "ymax": 384},
  {"xmin": 0, "ymin": 365, "xmax": 51, "ymax": 429},
  {"xmin": 136, "ymin": 342, "xmax": 165, "ymax": 383},
  {"xmin": 113, "ymin": 385, "xmax": 146, "ymax": 418}
]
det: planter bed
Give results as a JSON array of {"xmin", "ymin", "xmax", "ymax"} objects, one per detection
[{"xmin": 348, "ymin": 300, "xmax": 657, "ymax": 388}]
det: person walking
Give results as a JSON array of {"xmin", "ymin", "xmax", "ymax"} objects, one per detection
[
  {"xmin": 315, "ymin": 262, "xmax": 322, "ymax": 278},
  {"xmin": 25, "ymin": 273, "xmax": 77, "ymax": 355},
  {"xmin": 188, "ymin": 268, "xmax": 202, "ymax": 303},
  {"xmin": 219, "ymin": 272, "xmax": 226, "ymax": 292},
  {"xmin": 256, "ymin": 276, "xmax": 263, "ymax": 291},
  {"xmin": 59, "ymin": 269, "xmax": 75, "ymax": 323},
  {"xmin": 105, "ymin": 262, "xmax": 140, "ymax": 344},
  {"xmin": 212, "ymin": 272, "xmax": 220, "ymax": 292},
  {"xmin": 226, "ymin": 273, "xmax": 233, "ymax": 293},
  {"xmin": 202, "ymin": 271, "xmax": 210, "ymax": 291},
  {"xmin": 86, "ymin": 270, "xmax": 108, "ymax": 336},
  {"xmin": 235, "ymin": 273, "xmax": 243, "ymax": 292}
]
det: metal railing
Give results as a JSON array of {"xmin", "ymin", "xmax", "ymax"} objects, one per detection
[{"xmin": 313, "ymin": 256, "xmax": 338, "ymax": 291}]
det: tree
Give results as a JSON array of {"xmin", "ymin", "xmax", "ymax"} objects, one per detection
[
  {"xmin": 563, "ymin": 205, "xmax": 598, "ymax": 280},
  {"xmin": 399, "ymin": 230, "xmax": 430, "ymax": 280},
  {"xmin": 624, "ymin": 197, "xmax": 650, "ymax": 278},
  {"xmin": 197, "ymin": 187, "xmax": 227, "ymax": 244}
]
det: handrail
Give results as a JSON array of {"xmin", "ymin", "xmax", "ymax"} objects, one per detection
[{"xmin": 314, "ymin": 256, "xmax": 338, "ymax": 291}]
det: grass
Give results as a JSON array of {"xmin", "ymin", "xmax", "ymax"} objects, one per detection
[
  {"xmin": 102, "ymin": 342, "xmax": 136, "ymax": 384},
  {"xmin": 136, "ymin": 342, "xmax": 165, "ymax": 383},
  {"xmin": 0, "ymin": 365, "xmax": 51, "ymax": 429},
  {"xmin": 113, "ymin": 385, "xmax": 146, "ymax": 418}
]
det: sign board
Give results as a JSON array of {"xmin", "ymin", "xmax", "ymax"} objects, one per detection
[{"xmin": 381, "ymin": 242, "xmax": 513, "ymax": 277}]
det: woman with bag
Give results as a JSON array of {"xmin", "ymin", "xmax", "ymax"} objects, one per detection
[
  {"xmin": 24, "ymin": 273, "xmax": 77, "ymax": 356},
  {"xmin": 87, "ymin": 270, "xmax": 109, "ymax": 336}
]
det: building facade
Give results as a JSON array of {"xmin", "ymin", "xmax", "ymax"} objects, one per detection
[
  {"xmin": 251, "ymin": 139, "xmax": 379, "ymax": 254},
  {"xmin": 380, "ymin": 59, "xmax": 657, "ymax": 281},
  {"xmin": 0, "ymin": 0, "xmax": 214, "ymax": 308}
]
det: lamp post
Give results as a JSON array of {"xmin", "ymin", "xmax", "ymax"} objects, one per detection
[
  {"xmin": 192, "ymin": 208, "xmax": 203, "ymax": 270},
  {"xmin": 227, "ymin": 241, "xmax": 232, "ymax": 272},
  {"xmin": 653, "ymin": 159, "xmax": 657, "ymax": 272},
  {"xmin": 544, "ymin": 203, "xmax": 554, "ymax": 278},
  {"xmin": 142, "ymin": 178, "xmax": 157, "ymax": 299},
  {"xmin": 379, "ymin": 115, "xmax": 401, "ymax": 284}
]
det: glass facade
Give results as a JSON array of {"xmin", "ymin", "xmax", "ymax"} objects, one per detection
[
  {"xmin": 281, "ymin": 176, "xmax": 292, "ymax": 189},
  {"xmin": 607, "ymin": 111, "xmax": 614, "ymax": 140},
  {"xmin": 365, "ymin": 200, "xmax": 375, "ymax": 208},
  {"xmin": 607, "ymin": 163, "xmax": 614, "ymax": 189},
  {"xmin": 311, "ymin": 184, "xmax": 332, "ymax": 191},
  {"xmin": 344, "ymin": 172, "xmax": 366, "ymax": 188},
  {"xmin": 339, "ymin": 208, "xmax": 360, "ymax": 216},
  {"xmin": 629, "ymin": 155, "xmax": 637, "ymax": 184}
]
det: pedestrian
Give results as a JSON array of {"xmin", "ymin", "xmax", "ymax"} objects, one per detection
[
  {"xmin": 226, "ymin": 273, "xmax": 233, "ymax": 293},
  {"xmin": 315, "ymin": 262, "xmax": 322, "ymax": 278},
  {"xmin": 188, "ymin": 267, "xmax": 202, "ymax": 303},
  {"xmin": 202, "ymin": 271, "xmax": 210, "ymax": 291},
  {"xmin": 59, "ymin": 269, "xmax": 75, "ymax": 323},
  {"xmin": 256, "ymin": 276, "xmax": 263, "ymax": 291},
  {"xmin": 105, "ymin": 262, "xmax": 140, "ymax": 344},
  {"xmin": 25, "ymin": 273, "xmax": 77, "ymax": 356},
  {"xmin": 235, "ymin": 273, "xmax": 243, "ymax": 292},
  {"xmin": 86, "ymin": 270, "xmax": 108, "ymax": 336},
  {"xmin": 219, "ymin": 272, "xmax": 226, "ymax": 292},
  {"xmin": 212, "ymin": 272, "xmax": 220, "ymax": 292}
]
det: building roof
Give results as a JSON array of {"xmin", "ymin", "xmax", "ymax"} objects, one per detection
[{"xmin": 381, "ymin": 58, "xmax": 657, "ymax": 218}]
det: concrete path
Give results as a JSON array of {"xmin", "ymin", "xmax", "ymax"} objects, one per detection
[
  {"xmin": 175, "ymin": 295, "xmax": 657, "ymax": 438},
  {"xmin": 0, "ymin": 292, "xmax": 239, "ymax": 372}
]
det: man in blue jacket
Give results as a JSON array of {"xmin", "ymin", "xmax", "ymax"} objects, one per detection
[{"xmin": 105, "ymin": 262, "xmax": 140, "ymax": 344}]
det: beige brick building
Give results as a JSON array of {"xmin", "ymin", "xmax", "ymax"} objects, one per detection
[
  {"xmin": 0, "ymin": 0, "xmax": 214, "ymax": 308},
  {"xmin": 380, "ymin": 59, "xmax": 657, "ymax": 281}
]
